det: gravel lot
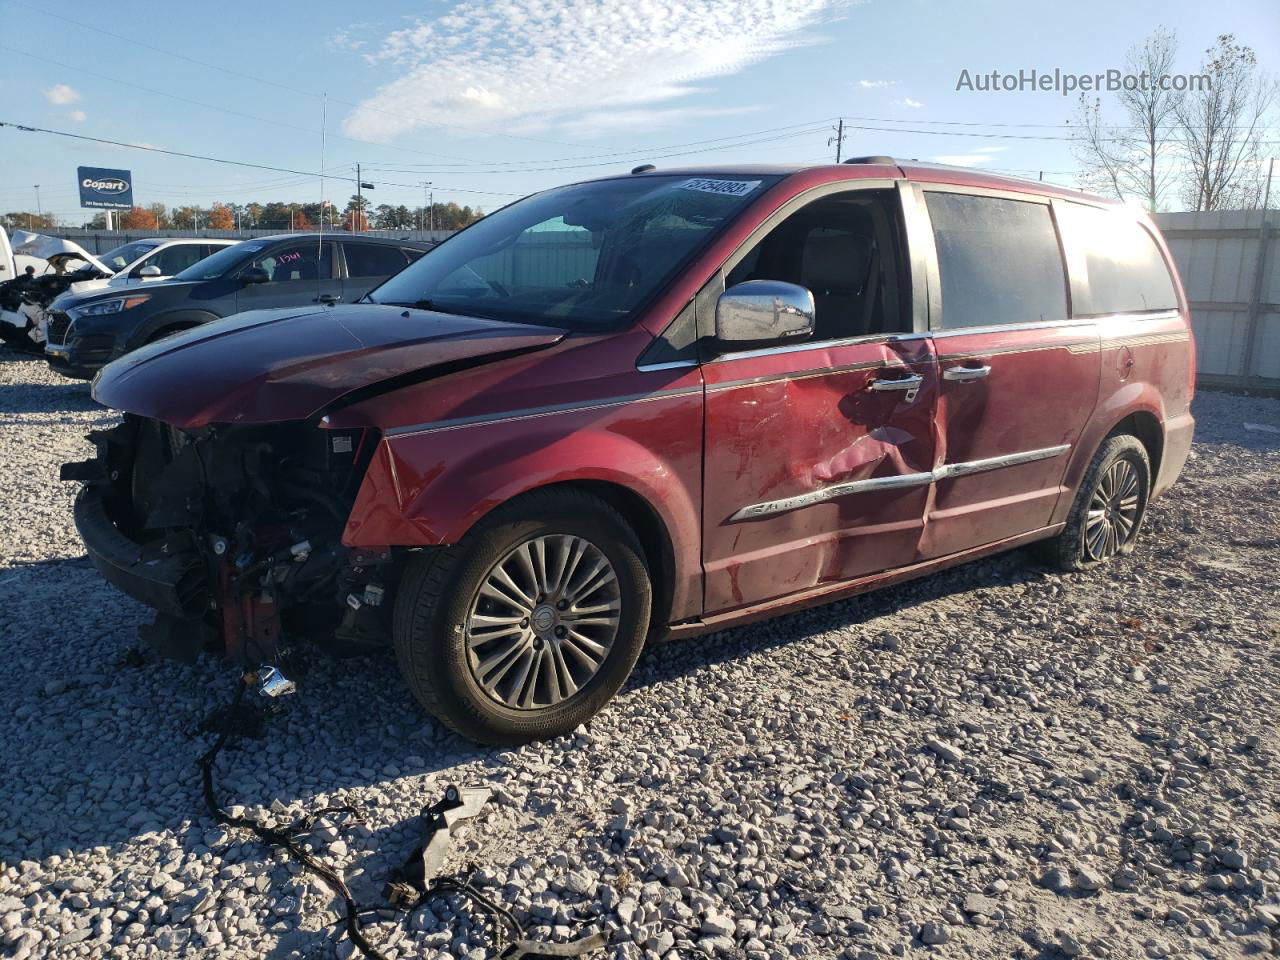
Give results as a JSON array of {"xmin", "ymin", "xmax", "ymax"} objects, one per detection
[{"xmin": 1, "ymin": 347, "xmax": 1278, "ymax": 960}]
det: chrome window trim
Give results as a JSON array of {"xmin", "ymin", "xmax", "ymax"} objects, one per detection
[
  {"xmin": 729, "ymin": 443, "xmax": 1070, "ymax": 521},
  {"xmin": 710, "ymin": 330, "xmax": 930, "ymax": 363},
  {"xmin": 1078, "ymin": 309, "xmax": 1181, "ymax": 324},
  {"xmin": 635, "ymin": 358, "xmax": 699, "ymax": 372},
  {"xmin": 929, "ymin": 318, "xmax": 1096, "ymax": 339},
  {"xmin": 383, "ymin": 385, "xmax": 702, "ymax": 438}
]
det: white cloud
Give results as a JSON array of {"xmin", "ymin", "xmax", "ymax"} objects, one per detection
[
  {"xmin": 343, "ymin": 0, "xmax": 850, "ymax": 140},
  {"xmin": 858, "ymin": 79, "xmax": 896, "ymax": 89},
  {"xmin": 896, "ymin": 97, "xmax": 923, "ymax": 109},
  {"xmin": 68, "ymin": 109, "xmax": 87, "ymax": 123},
  {"xmin": 44, "ymin": 83, "xmax": 80, "ymax": 106},
  {"xmin": 558, "ymin": 105, "xmax": 760, "ymax": 139},
  {"xmin": 931, "ymin": 154, "xmax": 994, "ymax": 166}
]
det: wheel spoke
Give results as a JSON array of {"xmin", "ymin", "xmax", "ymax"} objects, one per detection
[
  {"xmin": 568, "ymin": 560, "xmax": 616, "ymax": 604},
  {"xmin": 467, "ymin": 534, "xmax": 621, "ymax": 711},
  {"xmin": 475, "ymin": 637, "xmax": 530, "ymax": 688},
  {"xmin": 1086, "ymin": 518, "xmax": 1109, "ymax": 559},
  {"xmin": 485, "ymin": 564, "xmax": 534, "ymax": 610}
]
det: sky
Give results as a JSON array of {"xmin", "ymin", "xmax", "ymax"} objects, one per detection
[{"xmin": 0, "ymin": 0, "xmax": 1276, "ymax": 225}]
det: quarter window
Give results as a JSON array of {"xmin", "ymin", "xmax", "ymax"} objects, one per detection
[
  {"xmin": 1056, "ymin": 203, "xmax": 1177, "ymax": 315},
  {"xmin": 925, "ymin": 192, "xmax": 1067, "ymax": 329}
]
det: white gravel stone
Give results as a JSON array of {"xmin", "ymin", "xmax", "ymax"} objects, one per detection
[{"xmin": 1, "ymin": 354, "xmax": 1278, "ymax": 960}]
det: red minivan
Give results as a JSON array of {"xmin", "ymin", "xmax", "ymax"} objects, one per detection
[{"xmin": 66, "ymin": 159, "xmax": 1195, "ymax": 743}]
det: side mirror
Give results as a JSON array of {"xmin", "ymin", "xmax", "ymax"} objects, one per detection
[
  {"xmin": 240, "ymin": 266, "xmax": 269, "ymax": 285},
  {"xmin": 715, "ymin": 280, "xmax": 815, "ymax": 349},
  {"xmin": 138, "ymin": 264, "xmax": 162, "ymax": 277}
]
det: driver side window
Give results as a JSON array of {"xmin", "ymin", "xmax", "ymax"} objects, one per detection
[{"xmin": 725, "ymin": 190, "xmax": 907, "ymax": 341}]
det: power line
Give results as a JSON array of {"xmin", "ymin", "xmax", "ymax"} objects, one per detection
[
  {"xmin": 363, "ymin": 125, "xmax": 834, "ymax": 175},
  {"xmin": 0, "ymin": 121, "xmax": 524, "ymax": 197},
  {"xmin": 0, "ymin": 45, "xmax": 484, "ymax": 165}
]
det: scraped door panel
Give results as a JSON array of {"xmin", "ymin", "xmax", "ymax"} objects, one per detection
[{"xmin": 702, "ymin": 337, "xmax": 937, "ymax": 613}]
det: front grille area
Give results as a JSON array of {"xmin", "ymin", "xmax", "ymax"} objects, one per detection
[{"xmin": 46, "ymin": 311, "xmax": 72, "ymax": 345}]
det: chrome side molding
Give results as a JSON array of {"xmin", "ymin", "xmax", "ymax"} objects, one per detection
[{"xmin": 730, "ymin": 444, "xmax": 1070, "ymax": 520}]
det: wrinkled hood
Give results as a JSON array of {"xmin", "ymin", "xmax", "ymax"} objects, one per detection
[
  {"xmin": 92, "ymin": 304, "xmax": 567, "ymax": 428},
  {"xmin": 10, "ymin": 231, "xmax": 111, "ymax": 274}
]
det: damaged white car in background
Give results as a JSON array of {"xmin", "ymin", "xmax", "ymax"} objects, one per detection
[
  {"xmin": 0, "ymin": 229, "xmax": 111, "ymax": 351},
  {"xmin": 0, "ymin": 230, "xmax": 237, "ymax": 352}
]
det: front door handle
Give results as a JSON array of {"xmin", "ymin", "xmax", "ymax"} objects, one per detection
[
  {"xmin": 870, "ymin": 373, "xmax": 924, "ymax": 392},
  {"xmin": 943, "ymin": 364, "xmax": 991, "ymax": 382},
  {"xmin": 314, "ymin": 294, "xmax": 342, "ymax": 305},
  {"xmin": 870, "ymin": 372, "xmax": 924, "ymax": 402}
]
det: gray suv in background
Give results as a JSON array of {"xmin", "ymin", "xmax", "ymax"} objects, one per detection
[{"xmin": 45, "ymin": 234, "xmax": 428, "ymax": 378}]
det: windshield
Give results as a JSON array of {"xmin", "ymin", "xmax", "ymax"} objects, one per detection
[
  {"xmin": 174, "ymin": 240, "xmax": 267, "ymax": 281},
  {"xmin": 369, "ymin": 174, "xmax": 777, "ymax": 330},
  {"xmin": 99, "ymin": 241, "xmax": 159, "ymax": 273}
]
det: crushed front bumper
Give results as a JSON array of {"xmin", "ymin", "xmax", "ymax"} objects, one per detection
[{"xmin": 72, "ymin": 484, "xmax": 208, "ymax": 618}]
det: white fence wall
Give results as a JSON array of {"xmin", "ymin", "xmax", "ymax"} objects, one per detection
[{"xmin": 1153, "ymin": 210, "xmax": 1278, "ymax": 388}]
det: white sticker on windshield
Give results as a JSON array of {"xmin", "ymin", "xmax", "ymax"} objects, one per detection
[{"xmin": 677, "ymin": 178, "xmax": 762, "ymax": 198}]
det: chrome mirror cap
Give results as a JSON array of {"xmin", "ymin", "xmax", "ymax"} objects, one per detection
[{"xmin": 715, "ymin": 280, "xmax": 815, "ymax": 347}]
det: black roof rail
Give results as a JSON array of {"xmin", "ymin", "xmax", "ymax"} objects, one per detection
[{"xmin": 842, "ymin": 155, "xmax": 896, "ymax": 165}]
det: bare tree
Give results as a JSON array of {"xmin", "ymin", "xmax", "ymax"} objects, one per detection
[
  {"xmin": 1069, "ymin": 28, "xmax": 1183, "ymax": 211},
  {"xmin": 1121, "ymin": 27, "xmax": 1183, "ymax": 211},
  {"xmin": 1177, "ymin": 35, "xmax": 1276, "ymax": 211}
]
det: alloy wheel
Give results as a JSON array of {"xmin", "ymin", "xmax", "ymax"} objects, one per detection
[
  {"xmin": 1084, "ymin": 458, "xmax": 1141, "ymax": 561},
  {"xmin": 465, "ymin": 535, "xmax": 621, "ymax": 710}
]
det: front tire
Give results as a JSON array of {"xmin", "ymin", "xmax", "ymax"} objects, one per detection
[
  {"xmin": 392, "ymin": 489, "xmax": 651, "ymax": 745},
  {"xmin": 1036, "ymin": 433, "xmax": 1151, "ymax": 571}
]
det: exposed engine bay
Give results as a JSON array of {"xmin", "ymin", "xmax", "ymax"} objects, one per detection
[
  {"xmin": 61, "ymin": 414, "xmax": 392, "ymax": 671},
  {"xmin": 0, "ymin": 262, "xmax": 107, "ymax": 351}
]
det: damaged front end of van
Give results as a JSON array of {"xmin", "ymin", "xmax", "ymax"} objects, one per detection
[{"xmin": 60, "ymin": 303, "xmax": 565, "ymax": 681}]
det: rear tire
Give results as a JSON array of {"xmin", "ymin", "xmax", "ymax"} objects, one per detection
[
  {"xmin": 1035, "ymin": 433, "xmax": 1151, "ymax": 571},
  {"xmin": 392, "ymin": 489, "xmax": 651, "ymax": 745}
]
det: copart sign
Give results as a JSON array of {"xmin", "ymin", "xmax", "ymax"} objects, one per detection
[{"xmin": 77, "ymin": 166, "xmax": 133, "ymax": 210}]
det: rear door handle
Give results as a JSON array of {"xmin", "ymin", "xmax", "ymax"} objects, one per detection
[
  {"xmin": 943, "ymin": 364, "xmax": 991, "ymax": 381},
  {"xmin": 870, "ymin": 372, "xmax": 924, "ymax": 402}
]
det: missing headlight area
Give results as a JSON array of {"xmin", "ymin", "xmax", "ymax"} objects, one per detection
[{"xmin": 61, "ymin": 414, "xmax": 390, "ymax": 670}]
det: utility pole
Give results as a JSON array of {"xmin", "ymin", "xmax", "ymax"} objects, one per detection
[
  {"xmin": 33, "ymin": 185, "xmax": 41, "ymax": 222},
  {"xmin": 355, "ymin": 167, "xmax": 375, "ymax": 233},
  {"xmin": 1263, "ymin": 156, "xmax": 1275, "ymax": 213},
  {"xmin": 423, "ymin": 181, "xmax": 433, "ymax": 234},
  {"xmin": 829, "ymin": 118, "xmax": 846, "ymax": 164}
]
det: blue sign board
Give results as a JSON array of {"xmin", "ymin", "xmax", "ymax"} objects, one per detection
[{"xmin": 77, "ymin": 166, "xmax": 133, "ymax": 210}]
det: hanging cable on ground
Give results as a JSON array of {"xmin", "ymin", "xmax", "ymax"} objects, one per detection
[
  {"xmin": 195, "ymin": 676, "xmax": 609, "ymax": 959},
  {"xmin": 196, "ymin": 677, "xmax": 389, "ymax": 960}
]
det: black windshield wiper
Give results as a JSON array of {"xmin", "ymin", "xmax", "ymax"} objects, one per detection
[{"xmin": 380, "ymin": 299, "xmax": 467, "ymax": 315}]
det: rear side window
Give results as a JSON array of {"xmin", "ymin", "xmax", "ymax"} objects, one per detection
[
  {"xmin": 925, "ymin": 192, "xmax": 1067, "ymax": 329},
  {"xmin": 345, "ymin": 243, "xmax": 408, "ymax": 278},
  {"xmin": 149, "ymin": 244, "xmax": 207, "ymax": 275},
  {"xmin": 1057, "ymin": 203, "xmax": 1177, "ymax": 315}
]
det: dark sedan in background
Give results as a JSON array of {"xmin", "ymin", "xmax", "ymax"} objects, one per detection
[{"xmin": 45, "ymin": 234, "xmax": 428, "ymax": 378}]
